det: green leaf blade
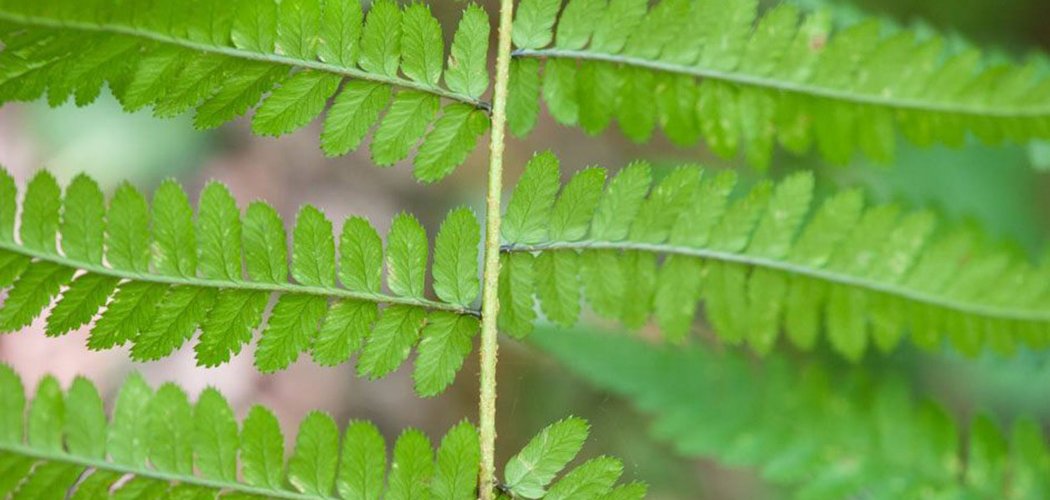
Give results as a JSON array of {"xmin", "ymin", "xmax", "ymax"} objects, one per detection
[
  {"xmin": 337, "ymin": 420, "xmax": 387, "ymax": 500},
  {"xmin": 197, "ymin": 182, "xmax": 243, "ymax": 281},
  {"xmin": 108, "ymin": 373, "xmax": 154, "ymax": 468},
  {"xmin": 292, "ymin": 205, "xmax": 337, "ymax": 288},
  {"xmin": 106, "ymin": 183, "xmax": 152, "ymax": 273},
  {"xmin": 371, "ymin": 90, "xmax": 440, "ymax": 166},
  {"xmin": 386, "ymin": 213, "xmax": 428, "ymax": 299},
  {"xmin": 433, "ymin": 207, "xmax": 481, "ymax": 307},
  {"xmin": 192, "ymin": 388, "xmax": 240, "ymax": 482},
  {"xmin": 413, "ymin": 312, "xmax": 479, "ymax": 397},
  {"xmin": 446, "ymin": 5, "xmax": 490, "ymax": 99},
  {"xmin": 241, "ymin": 405, "xmax": 286, "ymax": 490},
  {"xmin": 20, "ymin": 171, "xmax": 62, "ymax": 253},
  {"xmin": 431, "ymin": 421, "xmax": 480, "ymax": 500},
  {"xmin": 255, "ymin": 294, "xmax": 328, "ymax": 373},
  {"xmin": 288, "ymin": 411, "xmax": 340, "ymax": 497},
  {"xmin": 45, "ymin": 273, "xmax": 119, "ymax": 337},
  {"xmin": 321, "ymin": 81, "xmax": 392, "ymax": 157},
  {"xmin": 339, "ymin": 216, "xmax": 384, "ymax": 293},
  {"xmin": 387, "ymin": 429, "xmax": 434, "ymax": 499},
  {"xmin": 312, "ymin": 299, "xmax": 378, "ymax": 367},
  {"xmin": 359, "ymin": 0, "xmax": 402, "ymax": 78},
  {"xmin": 243, "ymin": 201, "xmax": 289, "ymax": 284},
  {"xmin": 152, "ymin": 180, "xmax": 198, "ymax": 278},
  {"xmin": 503, "ymin": 152, "xmax": 561, "ymax": 245},
  {"xmin": 0, "ymin": 365, "xmax": 24, "ymax": 446},
  {"xmin": 195, "ymin": 289, "xmax": 269, "ymax": 367},
  {"xmin": 147, "ymin": 383, "xmax": 195, "ymax": 475},
  {"xmin": 400, "ymin": 3, "xmax": 444, "ymax": 87},
  {"xmin": 357, "ymin": 305, "xmax": 426, "ymax": 380},
  {"xmin": 60, "ymin": 174, "xmax": 105, "ymax": 264},
  {"xmin": 318, "ymin": 0, "xmax": 363, "ymax": 68},
  {"xmin": 252, "ymin": 71, "xmax": 342, "ymax": 137},
  {"xmin": 414, "ymin": 104, "xmax": 490, "ymax": 183},
  {"xmin": 504, "ymin": 417, "xmax": 590, "ymax": 499}
]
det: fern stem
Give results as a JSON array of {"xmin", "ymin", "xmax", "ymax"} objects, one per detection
[
  {"xmin": 0, "ymin": 443, "xmax": 331, "ymax": 500},
  {"xmin": 502, "ymin": 241, "xmax": 1050, "ymax": 322},
  {"xmin": 478, "ymin": 0, "xmax": 517, "ymax": 497},
  {"xmin": 511, "ymin": 48, "xmax": 1050, "ymax": 118},
  {"xmin": 0, "ymin": 11, "xmax": 491, "ymax": 112},
  {"xmin": 0, "ymin": 241, "xmax": 480, "ymax": 317}
]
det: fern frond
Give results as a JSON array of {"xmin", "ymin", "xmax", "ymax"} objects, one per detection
[
  {"xmin": 0, "ymin": 364, "xmax": 641, "ymax": 499},
  {"xmin": 0, "ymin": 0, "xmax": 492, "ymax": 182},
  {"xmin": 501, "ymin": 416, "xmax": 646, "ymax": 499},
  {"xmin": 0, "ymin": 167, "xmax": 483, "ymax": 396},
  {"xmin": 509, "ymin": 0, "xmax": 1050, "ymax": 168},
  {"xmin": 533, "ymin": 326, "xmax": 1050, "ymax": 498},
  {"xmin": 500, "ymin": 152, "xmax": 1050, "ymax": 361}
]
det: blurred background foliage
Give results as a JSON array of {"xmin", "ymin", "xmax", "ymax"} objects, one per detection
[{"xmin": 1, "ymin": 0, "xmax": 1049, "ymax": 498}]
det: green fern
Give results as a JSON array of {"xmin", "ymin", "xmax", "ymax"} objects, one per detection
[
  {"xmin": 3, "ymin": 1, "xmax": 1049, "ymax": 497},
  {"xmin": 532, "ymin": 326, "xmax": 1050, "ymax": 499},
  {"xmin": 0, "ymin": 0, "xmax": 491, "ymax": 182},
  {"xmin": 0, "ymin": 167, "xmax": 484, "ymax": 396},
  {"xmin": 0, "ymin": 364, "xmax": 640, "ymax": 499},
  {"xmin": 499, "ymin": 152, "xmax": 1050, "ymax": 361},
  {"xmin": 509, "ymin": 0, "xmax": 1050, "ymax": 168}
]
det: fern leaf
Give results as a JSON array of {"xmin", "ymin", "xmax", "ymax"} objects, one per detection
[
  {"xmin": 59, "ymin": 174, "xmax": 105, "ymax": 264},
  {"xmin": 147, "ymin": 383, "xmax": 195, "ymax": 474},
  {"xmin": 371, "ymin": 91, "xmax": 441, "ymax": 167},
  {"xmin": 338, "ymin": 420, "xmax": 386, "ymax": 500},
  {"xmin": 151, "ymin": 180, "xmax": 198, "ymax": 278},
  {"xmin": 387, "ymin": 429, "xmax": 435, "ymax": 499},
  {"xmin": 401, "ymin": 4, "xmax": 444, "ymax": 88},
  {"xmin": 415, "ymin": 104, "xmax": 491, "ymax": 183},
  {"xmin": 356, "ymin": 305, "xmax": 426, "ymax": 380},
  {"xmin": 535, "ymin": 251, "xmax": 581, "ymax": 327},
  {"xmin": 27, "ymin": 376, "xmax": 63, "ymax": 453},
  {"xmin": 0, "ymin": 365, "xmax": 635, "ymax": 498},
  {"xmin": 318, "ymin": 0, "xmax": 363, "ymax": 68},
  {"xmin": 44, "ymin": 274, "xmax": 118, "ymax": 337},
  {"xmin": 533, "ymin": 325, "xmax": 1050, "ymax": 497},
  {"xmin": 107, "ymin": 373, "xmax": 153, "ymax": 468},
  {"xmin": 504, "ymin": 417, "xmax": 589, "ymax": 499},
  {"xmin": 497, "ymin": 252, "xmax": 537, "ymax": 338},
  {"xmin": 0, "ymin": 167, "xmax": 481, "ymax": 396},
  {"xmin": 512, "ymin": 0, "xmax": 562, "ymax": 50},
  {"xmin": 292, "ymin": 205, "xmax": 338, "ymax": 288},
  {"xmin": 312, "ymin": 299, "xmax": 378, "ymax": 368},
  {"xmin": 511, "ymin": 0, "xmax": 1050, "ymax": 168},
  {"xmin": 277, "ymin": 0, "xmax": 323, "ymax": 61},
  {"xmin": 433, "ymin": 207, "xmax": 482, "ymax": 307},
  {"xmin": 507, "ymin": 59, "xmax": 541, "ymax": 137},
  {"xmin": 501, "ymin": 155, "xmax": 1050, "ymax": 361},
  {"xmin": 63, "ymin": 377, "xmax": 105, "ymax": 459},
  {"xmin": 240, "ymin": 405, "xmax": 285, "ymax": 490},
  {"xmin": 414, "ymin": 312, "xmax": 480, "ymax": 397},
  {"xmin": 196, "ymin": 182, "xmax": 243, "ymax": 281},
  {"xmin": 256, "ymin": 293, "xmax": 328, "ymax": 373},
  {"xmin": 322, "ymin": 81, "xmax": 393, "ymax": 157},
  {"xmin": 445, "ymin": 5, "xmax": 491, "ymax": 101},
  {"xmin": 288, "ymin": 411, "xmax": 341, "ymax": 496},
  {"xmin": 0, "ymin": 0, "xmax": 493, "ymax": 181},
  {"xmin": 192, "ymin": 387, "xmax": 239, "ymax": 481},
  {"xmin": 502, "ymin": 151, "xmax": 561, "ymax": 245},
  {"xmin": 253, "ymin": 71, "xmax": 342, "ymax": 137},
  {"xmin": 20, "ymin": 171, "xmax": 61, "ymax": 253},
  {"xmin": 432, "ymin": 420, "xmax": 481, "ymax": 500},
  {"xmin": 386, "ymin": 213, "xmax": 429, "ymax": 299},
  {"xmin": 544, "ymin": 456, "xmax": 625, "ymax": 500}
]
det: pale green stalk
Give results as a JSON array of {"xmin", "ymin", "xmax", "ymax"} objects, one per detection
[{"xmin": 478, "ymin": 0, "xmax": 516, "ymax": 497}]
